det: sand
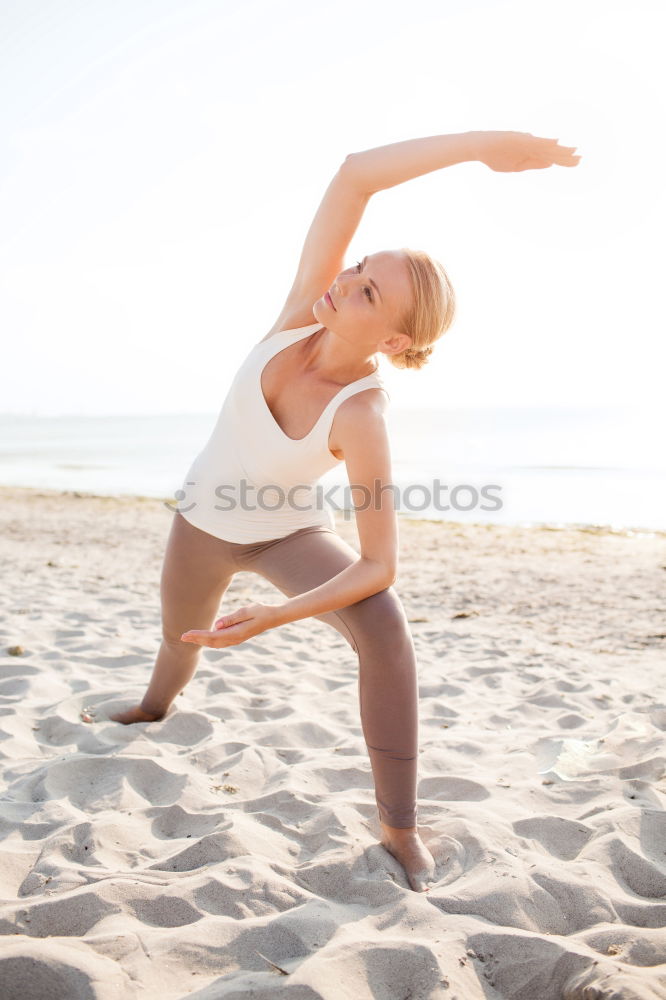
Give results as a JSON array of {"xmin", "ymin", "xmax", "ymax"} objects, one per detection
[{"xmin": 1, "ymin": 485, "xmax": 665, "ymax": 999}]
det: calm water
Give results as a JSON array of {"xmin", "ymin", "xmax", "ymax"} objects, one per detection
[{"xmin": 0, "ymin": 406, "xmax": 664, "ymax": 532}]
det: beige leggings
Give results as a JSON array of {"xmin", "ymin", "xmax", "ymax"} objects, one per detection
[{"xmin": 144, "ymin": 512, "xmax": 419, "ymax": 828}]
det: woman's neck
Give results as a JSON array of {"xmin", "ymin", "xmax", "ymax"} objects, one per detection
[{"xmin": 303, "ymin": 327, "xmax": 378, "ymax": 384}]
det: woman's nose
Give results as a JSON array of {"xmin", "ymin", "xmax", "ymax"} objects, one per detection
[{"xmin": 335, "ymin": 272, "xmax": 351, "ymax": 294}]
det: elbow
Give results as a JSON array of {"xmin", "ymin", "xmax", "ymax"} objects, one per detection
[
  {"xmin": 339, "ymin": 153, "xmax": 357, "ymax": 180},
  {"xmin": 339, "ymin": 153, "xmax": 370, "ymax": 194},
  {"xmin": 362, "ymin": 556, "xmax": 397, "ymax": 592}
]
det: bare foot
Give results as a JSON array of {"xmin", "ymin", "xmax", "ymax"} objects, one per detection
[
  {"xmin": 108, "ymin": 705, "xmax": 164, "ymax": 725},
  {"xmin": 379, "ymin": 822, "xmax": 437, "ymax": 892}
]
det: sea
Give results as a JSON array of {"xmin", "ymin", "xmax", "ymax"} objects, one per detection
[{"xmin": 0, "ymin": 406, "xmax": 664, "ymax": 533}]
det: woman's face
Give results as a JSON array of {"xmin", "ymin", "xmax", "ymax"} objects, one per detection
[{"xmin": 314, "ymin": 249, "xmax": 414, "ymax": 355}]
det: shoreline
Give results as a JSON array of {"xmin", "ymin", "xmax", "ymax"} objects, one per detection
[{"xmin": 2, "ymin": 483, "xmax": 664, "ymax": 540}]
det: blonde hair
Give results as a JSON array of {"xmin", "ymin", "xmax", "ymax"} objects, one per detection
[{"xmin": 389, "ymin": 248, "xmax": 456, "ymax": 370}]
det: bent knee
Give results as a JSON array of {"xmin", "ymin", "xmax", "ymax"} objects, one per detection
[
  {"xmin": 361, "ymin": 585, "xmax": 406, "ymax": 622},
  {"xmin": 347, "ymin": 586, "xmax": 411, "ymax": 639}
]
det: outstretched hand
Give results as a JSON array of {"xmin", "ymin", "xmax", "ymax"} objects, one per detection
[
  {"xmin": 180, "ymin": 602, "xmax": 284, "ymax": 648},
  {"xmin": 474, "ymin": 131, "xmax": 581, "ymax": 172}
]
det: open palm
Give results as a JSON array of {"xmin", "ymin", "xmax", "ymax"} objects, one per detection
[{"xmin": 476, "ymin": 131, "xmax": 581, "ymax": 172}]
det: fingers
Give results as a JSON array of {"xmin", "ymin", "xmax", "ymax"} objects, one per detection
[
  {"xmin": 181, "ymin": 630, "xmax": 202, "ymax": 643},
  {"xmin": 553, "ymin": 140, "xmax": 581, "ymax": 163},
  {"xmin": 181, "ymin": 604, "xmax": 262, "ymax": 648},
  {"xmin": 553, "ymin": 152, "xmax": 582, "ymax": 166},
  {"xmin": 181, "ymin": 631, "xmax": 222, "ymax": 647},
  {"xmin": 536, "ymin": 136, "xmax": 580, "ymax": 155},
  {"xmin": 214, "ymin": 605, "xmax": 254, "ymax": 629},
  {"xmin": 180, "ymin": 606, "xmax": 253, "ymax": 645},
  {"xmin": 537, "ymin": 142, "xmax": 581, "ymax": 167},
  {"xmin": 181, "ymin": 628, "xmax": 222, "ymax": 640},
  {"xmin": 539, "ymin": 136, "xmax": 578, "ymax": 151},
  {"xmin": 181, "ymin": 623, "xmax": 248, "ymax": 647}
]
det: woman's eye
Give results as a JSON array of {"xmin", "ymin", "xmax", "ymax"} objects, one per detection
[{"xmin": 354, "ymin": 261, "xmax": 372, "ymax": 301}]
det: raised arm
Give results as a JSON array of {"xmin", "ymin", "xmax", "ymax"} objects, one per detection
[
  {"xmin": 262, "ymin": 161, "xmax": 372, "ymax": 337},
  {"xmin": 265, "ymin": 130, "xmax": 580, "ymax": 336},
  {"xmin": 343, "ymin": 130, "xmax": 579, "ymax": 194}
]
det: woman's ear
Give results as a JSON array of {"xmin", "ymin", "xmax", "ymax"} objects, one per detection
[{"xmin": 380, "ymin": 333, "xmax": 412, "ymax": 357}]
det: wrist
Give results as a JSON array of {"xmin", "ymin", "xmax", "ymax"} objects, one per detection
[
  {"xmin": 268, "ymin": 601, "xmax": 294, "ymax": 628},
  {"xmin": 464, "ymin": 130, "xmax": 484, "ymax": 162}
]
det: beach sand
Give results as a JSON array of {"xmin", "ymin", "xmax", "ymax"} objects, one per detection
[{"xmin": 1, "ymin": 485, "xmax": 665, "ymax": 999}]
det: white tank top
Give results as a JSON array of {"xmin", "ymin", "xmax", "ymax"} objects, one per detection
[{"xmin": 177, "ymin": 322, "xmax": 389, "ymax": 542}]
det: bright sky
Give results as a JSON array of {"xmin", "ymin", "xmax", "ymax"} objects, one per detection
[{"xmin": 1, "ymin": 0, "xmax": 664, "ymax": 416}]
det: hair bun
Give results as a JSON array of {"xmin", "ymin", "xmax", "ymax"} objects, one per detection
[{"xmin": 405, "ymin": 345, "xmax": 433, "ymax": 359}]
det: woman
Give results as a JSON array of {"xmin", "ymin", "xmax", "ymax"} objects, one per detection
[{"xmin": 106, "ymin": 130, "xmax": 580, "ymax": 892}]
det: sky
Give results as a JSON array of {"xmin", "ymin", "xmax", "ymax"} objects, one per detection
[{"xmin": 1, "ymin": 0, "xmax": 665, "ymax": 416}]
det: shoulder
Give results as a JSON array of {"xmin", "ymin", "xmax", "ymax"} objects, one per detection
[
  {"xmin": 329, "ymin": 386, "xmax": 390, "ymax": 459},
  {"xmin": 338, "ymin": 385, "xmax": 389, "ymax": 419}
]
